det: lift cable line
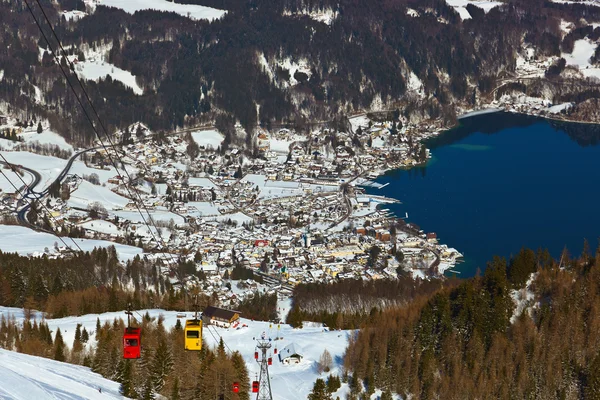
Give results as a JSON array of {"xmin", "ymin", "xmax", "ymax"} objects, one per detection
[
  {"xmin": 24, "ymin": 3, "xmax": 257, "ymax": 395},
  {"xmin": 24, "ymin": 0, "xmax": 181, "ymax": 272}
]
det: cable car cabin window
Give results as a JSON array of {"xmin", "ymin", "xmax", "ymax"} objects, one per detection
[
  {"xmin": 186, "ymin": 330, "xmax": 200, "ymax": 338},
  {"xmin": 125, "ymin": 338, "xmax": 139, "ymax": 347}
]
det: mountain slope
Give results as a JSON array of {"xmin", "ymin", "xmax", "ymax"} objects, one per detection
[{"xmin": 0, "ymin": 348, "xmax": 127, "ymax": 399}]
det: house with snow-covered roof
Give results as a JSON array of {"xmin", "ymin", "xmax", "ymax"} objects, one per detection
[{"xmin": 279, "ymin": 343, "xmax": 303, "ymax": 365}]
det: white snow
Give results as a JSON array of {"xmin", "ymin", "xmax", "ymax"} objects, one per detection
[
  {"xmin": 0, "ymin": 167, "xmax": 34, "ymax": 194},
  {"xmin": 510, "ymin": 274, "xmax": 537, "ymax": 323},
  {"xmin": 445, "ymin": 0, "xmax": 503, "ymax": 20},
  {"xmin": 187, "ymin": 201, "xmax": 221, "ymax": 216},
  {"xmin": 268, "ymin": 138, "xmax": 294, "ymax": 153},
  {"xmin": 68, "ymin": 181, "xmax": 130, "ymax": 210},
  {"xmin": 0, "ymin": 225, "xmax": 142, "ymax": 261},
  {"xmin": 76, "ymin": 60, "xmax": 144, "ymax": 95},
  {"xmin": 18, "ymin": 129, "xmax": 74, "ymax": 151},
  {"xmin": 349, "ymin": 115, "xmax": 370, "ymax": 133},
  {"xmin": 79, "ymin": 219, "xmax": 121, "ymax": 235},
  {"xmin": 188, "ymin": 177, "xmax": 217, "ymax": 188},
  {"xmin": 61, "ymin": 10, "xmax": 88, "ymax": 21},
  {"xmin": 561, "ymin": 39, "xmax": 600, "ymax": 78},
  {"xmin": 0, "ymin": 348, "xmax": 127, "ymax": 400},
  {"xmin": 562, "ymin": 39, "xmax": 597, "ymax": 67},
  {"xmin": 406, "ymin": 8, "xmax": 420, "ymax": 17},
  {"xmin": 191, "ymin": 129, "xmax": 224, "ymax": 150},
  {"xmin": 547, "ymin": 102, "xmax": 574, "ymax": 113},
  {"xmin": 113, "ymin": 209, "xmax": 185, "ymax": 224},
  {"xmin": 95, "ymin": 0, "xmax": 226, "ymax": 21},
  {"xmin": 0, "ymin": 152, "xmax": 67, "ymax": 188},
  {"xmin": 283, "ymin": 8, "xmax": 338, "ymax": 25},
  {"xmin": 10, "ymin": 309, "xmax": 352, "ymax": 400},
  {"xmin": 551, "ymin": 0, "xmax": 600, "ymax": 6}
]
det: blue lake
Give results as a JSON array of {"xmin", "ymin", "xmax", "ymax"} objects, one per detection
[{"xmin": 366, "ymin": 112, "xmax": 600, "ymax": 277}]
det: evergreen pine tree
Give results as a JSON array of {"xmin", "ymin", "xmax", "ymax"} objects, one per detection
[
  {"xmin": 171, "ymin": 377, "xmax": 181, "ymax": 400},
  {"xmin": 119, "ymin": 359, "xmax": 135, "ymax": 397},
  {"xmin": 308, "ymin": 378, "xmax": 331, "ymax": 400},
  {"xmin": 232, "ymin": 351, "xmax": 250, "ymax": 400},
  {"xmin": 142, "ymin": 374, "xmax": 154, "ymax": 400},
  {"xmin": 54, "ymin": 328, "xmax": 66, "ymax": 361},
  {"xmin": 95, "ymin": 317, "xmax": 101, "ymax": 340},
  {"xmin": 151, "ymin": 338, "xmax": 173, "ymax": 392},
  {"xmin": 81, "ymin": 327, "xmax": 89, "ymax": 343},
  {"xmin": 37, "ymin": 122, "xmax": 42, "ymax": 133}
]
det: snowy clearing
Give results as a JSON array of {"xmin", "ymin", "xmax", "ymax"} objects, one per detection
[
  {"xmin": 61, "ymin": 10, "xmax": 88, "ymax": 21},
  {"xmin": 445, "ymin": 0, "xmax": 503, "ymax": 19},
  {"xmin": 0, "ymin": 152, "xmax": 67, "ymax": 188},
  {"xmin": 283, "ymin": 8, "xmax": 338, "ymax": 25},
  {"xmin": 562, "ymin": 39, "xmax": 597, "ymax": 67},
  {"xmin": 19, "ymin": 129, "xmax": 74, "ymax": 151},
  {"xmin": 76, "ymin": 60, "xmax": 144, "ymax": 95},
  {"xmin": 112, "ymin": 209, "xmax": 185, "ymax": 224},
  {"xmin": 349, "ymin": 115, "xmax": 370, "ymax": 133},
  {"xmin": 93, "ymin": 0, "xmax": 226, "ymax": 21},
  {"xmin": 191, "ymin": 129, "xmax": 224, "ymax": 150},
  {"xmin": 0, "ymin": 348, "xmax": 126, "ymax": 400},
  {"xmin": 68, "ymin": 181, "xmax": 130, "ymax": 211},
  {"xmin": 0, "ymin": 129, "xmax": 73, "ymax": 152},
  {"xmin": 0, "ymin": 167, "xmax": 34, "ymax": 194},
  {"xmin": 0, "ymin": 225, "xmax": 142, "ymax": 261},
  {"xmin": 78, "ymin": 219, "xmax": 122, "ymax": 235}
]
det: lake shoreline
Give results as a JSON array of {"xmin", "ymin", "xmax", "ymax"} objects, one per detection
[{"xmin": 361, "ymin": 112, "xmax": 600, "ymax": 277}]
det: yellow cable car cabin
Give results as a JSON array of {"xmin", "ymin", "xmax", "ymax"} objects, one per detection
[{"xmin": 184, "ymin": 319, "xmax": 202, "ymax": 351}]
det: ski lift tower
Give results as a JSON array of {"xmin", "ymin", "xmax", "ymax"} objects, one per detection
[{"xmin": 256, "ymin": 332, "xmax": 273, "ymax": 400}]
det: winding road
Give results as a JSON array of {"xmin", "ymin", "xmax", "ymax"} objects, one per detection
[{"xmin": 15, "ymin": 147, "xmax": 98, "ymax": 228}]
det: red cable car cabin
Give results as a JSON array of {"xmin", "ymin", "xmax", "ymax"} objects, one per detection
[
  {"xmin": 123, "ymin": 327, "xmax": 141, "ymax": 359},
  {"xmin": 252, "ymin": 381, "xmax": 259, "ymax": 393},
  {"xmin": 268, "ymin": 357, "xmax": 272, "ymax": 366},
  {"xmin": 232, "ymin": 382, "xmax": 240, "ymax": 393}
]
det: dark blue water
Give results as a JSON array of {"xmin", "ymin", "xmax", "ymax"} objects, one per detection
[{"xmin": 366, "ymin": 112, "xmax": 600, "ymax": 277}]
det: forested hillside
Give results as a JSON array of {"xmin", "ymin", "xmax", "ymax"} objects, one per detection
[
  {"xmin": 4, "ymin": 0, "xmax": 600, "ymax": 144},
  {"xmin": 286, "ymin": 278, "xmax": 446, "ymax": 329},
  {"xmin": 342, "ymin": 246, "xmax": 600, "ymax": 399}
]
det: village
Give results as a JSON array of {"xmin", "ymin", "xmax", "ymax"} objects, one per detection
[{"xmin": 0, "ymin": 113, "xmax": 463, "ymax": 311}]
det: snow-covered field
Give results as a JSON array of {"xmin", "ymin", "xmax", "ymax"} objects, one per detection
[
  {"xmin": 0, "ymin": 225, "xmax": 142, "ymax": 261},
  {"xmin": 282, "ymin": 8, "xmax": 338, "ymax": 25},
  {"xmin": 445, "ymin": 0, "xmax": 503, "ymax": 19},
  {"xmin": 92, "ymin": 0, "xmax": 227, "ymax": 21},
  {"xmin": 0, "ymin": 307, "xmax": 353, "ymax": 400},
  {"xmin": 0, "ymin": 348, "xmax": 126, "ymax": 400},
  {"xmin": 0, "ymin": 152, "xmax": 67, "ymax": 188},
  {"xmin": 0, "ymin": 129, "xmax": 75, "ymax": 152},
  {"xmin": 191, "ymin": 129, "xmax": 224, "ymax": 150},
  {"xmin": 561, "ymin": 39, "xmax": 600, "ymax": 79},
  {"xmin": 187, "ymin": 201, "xmax": 221, "ymax": 216},
  {"xmin": 76, "ymin": 60, "xmax": 144, "ymax": 95},
  {"xmin": 0, "ymin": 168, "xmax": 34, "ymax": 194},
  {"xmin": 113, "ymin": 209, "xmax": 185, "ymax": 224},
  {"xmin": 68, "ymin": 181, "xmax": 130, "ymax": 210}
]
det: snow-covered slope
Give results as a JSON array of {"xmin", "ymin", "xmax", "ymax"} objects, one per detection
[
  {"xmin": 0, "ymin": 348, "xmax": 127, "ymax": 399},
  {"xmin": 1, "ymin": 308, "xmax": 352, "ymax": 400},
  {"xmin": 86, "ymin": 0, "xmax": 226, "ymax": 21},
  {"xmin": 0, "ymin": 225, "xmax": 143, "ymax": 261},
  {"xmin": 445, "ymin": 0, "xmax": 503, "ymax": 19}
]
